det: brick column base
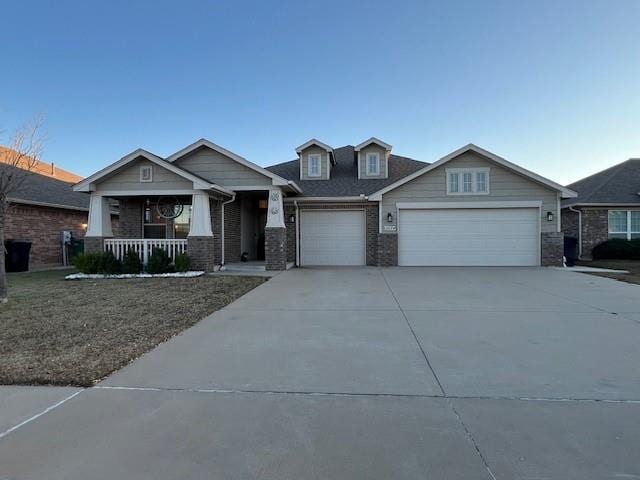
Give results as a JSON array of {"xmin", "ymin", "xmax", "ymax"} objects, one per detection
[
  {"xmin": 187, "ymin": 236, "xmax": 216, "ymax": 272},
  {"xmin": 541, "ymin": 232, "xmax": 564, "ymax": 266},
  {"xmin": 84, "ymin": 236, "xmax": 104, "ymax": 254},
  {"xmin": 265, "ymin": 227, "xmax": 287, "ymax": 271},
  {"xmin": 377, "ymin": 233, "xmax": 398, "ymax": 266}
]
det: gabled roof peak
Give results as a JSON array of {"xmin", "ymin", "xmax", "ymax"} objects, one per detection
[
  {"xmin": 295, "ymin": 138, "xmax": 334, "ymax": 154},
  {"xmin": 354, "ymin": 137, "xmax": 392, "ymax": 152}
]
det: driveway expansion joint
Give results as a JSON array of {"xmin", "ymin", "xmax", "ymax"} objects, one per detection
[{"xmin": 378, "ymin": 268, "xmax": 447, "ymax": 397}]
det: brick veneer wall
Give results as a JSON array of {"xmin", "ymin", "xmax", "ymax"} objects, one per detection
[
  {"xmin": 118, "ymin": 198, "xmax": 143, "ymax": 238},
  {"xmin": 541, "ymin": 232, "xmax": 564, "ymax": 266},
  {"xmin": 83, "ymin": 236, "xmax": 104, "ymax": 254},
  {"xmin": 581, "ymin": 209, "xmax": 608, "ymax": 260},
  {"xmin": 210, "ymin": 199, "xmax": 222, "ymax": 265},
  {"xmin": 377, "ymin": 233, "xmax": 398, "ymax": 266},
  {"xmin": 265, "ymin": 227, "xmax": 287, "ymax": 270},
  {"xmin": 284, "ymin": 205, "xmax": 296, "ymax": 263},
  {"xmin": 4, "ymin": 203, "xmax": 88, "ymax": 267},
  {"xmin": 187, "ymin": 236, "xmax": 216, "ymax": 272},
  {"xmin": 224, "ymin": 199, "xmax": 241, "ymax": 263},
  {"xmin": 561, "ymin": 209, "xmax": 579, "ymax": 240},
  {"xmin": 295, "ymin": 203, "xmax": 378, "ymax": 266}
]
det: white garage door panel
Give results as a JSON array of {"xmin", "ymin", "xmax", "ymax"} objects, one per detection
[
  {"xmin": 399, "ymin": 208, "xmax": 539, "ymax": 266},
  {"xmin": 301, "ymin": 210, "xmax": 366, "ymax": 266}
]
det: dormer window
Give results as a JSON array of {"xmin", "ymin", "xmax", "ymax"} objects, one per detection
[
  {"xmin": 446, "ymin": 168, "xmax": 490, "ymax": 195},
  {"xmin": 308, "ymin": 154, "xmax": 321, "ymax": 177},
  {"xmin": 366, "ymin": 152, "xmax": 380, "ymax": 175}
]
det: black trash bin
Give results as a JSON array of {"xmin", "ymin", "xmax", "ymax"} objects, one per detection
[
  {"xmin": 564, "ymin": 236, "xmax": 578, "ymax": 267},
  {"xmin": 5, "ymin": 240, "xmax": 32, "ymax": 272}
]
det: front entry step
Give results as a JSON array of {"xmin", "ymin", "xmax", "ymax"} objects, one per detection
[{"xmin": 223, "ymin": 262, "xmax": 267, "ymax": 272}]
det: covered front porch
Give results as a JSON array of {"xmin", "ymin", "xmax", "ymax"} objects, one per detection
[{"xmin": 84, "ymin": 188, "xmax": 290, "ymax": 272}]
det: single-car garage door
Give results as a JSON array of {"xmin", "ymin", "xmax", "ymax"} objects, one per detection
[
  {"xmin": 398, "ymin": 208, "xmax": 539, "ymax": 266},
  {"xmin": 300, "ymin": 210, "xmax": 366, "ymax": 266}
]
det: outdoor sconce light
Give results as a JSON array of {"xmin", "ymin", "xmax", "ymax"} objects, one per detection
[
  {"xmin": 289, "ymin": 214, "xmax": 295, "ymax": 223},
  {"xmin": 547, "ymin": 211, "xmax": 554, "ymax": 222},
  {"xmin": 387, "ymin": 212, "xmax": 394, "ymax": 223}
]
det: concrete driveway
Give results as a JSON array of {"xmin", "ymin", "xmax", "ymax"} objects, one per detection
[{"xmin": 1, "ymin": 267, "xmax": 640, "ymax": 479}]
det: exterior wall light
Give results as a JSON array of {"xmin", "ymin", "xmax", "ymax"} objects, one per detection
[
  {"xmin": 289, "ymin": 214, "xmax": 295, "ymax": 223},
  {"xmin": 387, "ymin": 212, "xmax": 394, "ymax": 223},
  {"xmin": 547, "ymin": 211, "xmax": 554, "ymax": 222}
]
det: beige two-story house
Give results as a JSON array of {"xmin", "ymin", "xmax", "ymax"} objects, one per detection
[{"xmin": 74, "ymin": 138, "xmax": 576, "ymax": 270}]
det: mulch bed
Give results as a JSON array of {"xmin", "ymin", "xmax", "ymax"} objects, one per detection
[{"xmin": 0, "ymin": 270, "xmax": 267, "ymax": 386}]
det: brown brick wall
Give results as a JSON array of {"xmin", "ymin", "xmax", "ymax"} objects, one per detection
[
  {"xmin": 541, "ymin": 232, "xmax": 564, "ymax": 266},
  {"xmin": 224, "ymin": 199, "xmax": 241, "ymax": 263},
  {"xmin": 118, "ymin": 198, "xmax": 143, "ymax": 238},
  {"xmin": 4, "ymin": 203, "xmax": 88, "ymax": 267},
  {"xmin": 284, "ymin": 205, "xmax": 296, "ymax": 263},
  {"xmin": 561, "ymin": 209, "xmax": 579, "ymax": 240},
  {"xmin": 377, "ymin": 233, "xmax": 398, "ymax": 266},
  {"xmin": 210, "ymin": 199, "xmax": 222, "ymax": 265},
  {"xmin": 265, "ymin": 227, "xmax": 287, "ymax": 270},
  {"xmin": 581, "ymin": 209, "xmax": 609, "ymax": 260},
  {"xmin": 187, "ymin": 236, "xmax": 216, "ymax": 272}
]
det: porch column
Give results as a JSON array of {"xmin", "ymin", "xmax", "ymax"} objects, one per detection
[
  {"xmin": 85, "ymin": 193, "xmax": 113, "ymax": 253},
  {"xmin": 265, "ymin": 188, "xmax": 287, "ymax": 270},
  {"xmin": 187, "ymin": 191, "xmax": 216, "ymax": 272}
]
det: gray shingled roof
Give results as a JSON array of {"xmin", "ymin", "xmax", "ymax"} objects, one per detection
[
  {"xmin": 266, "ymin": 145, "xmax": 428, "ymax": 197},
  {"xmin": 563, "ymin": 159, "xmax": 640, "ymax": 206},
  {"xmin": 2, "ymin": 164, "xmax": 89, "ymax": 210}
]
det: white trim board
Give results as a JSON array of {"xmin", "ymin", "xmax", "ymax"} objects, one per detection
[
  {"xmin": 165, "ymin": 138, "xmax": 302, "ymax": 193},
  {"xmin": 354, "ymin": 137, "xmax": 392, "ymax": 152},
  {"xmin": 295, "ymin": 138, "xmax": 333, "ymax": 154},
  {"xmin": 73, "ymin": 149, "xmax": 233, "ymax": 196},
  {"xmin": 395, "ymin": 201, "xmax": 543, "ymax": 210},
  {"xmin": 369, "ymin": 143, "xmax": 577, "ymax": 200}
]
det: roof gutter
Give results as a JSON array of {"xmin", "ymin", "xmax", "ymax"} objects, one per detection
[
  {"xmin": 569, "ymin": 206, "xmax": 582, "ymax": 259},
  {"xmin": 284, "ymin": 195, "xmax": 372, "ymax": 203}
]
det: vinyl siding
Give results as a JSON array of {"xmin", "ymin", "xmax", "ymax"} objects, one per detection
[
  {"xmin": 175, "ymin": 146, "xmax": 272, "ymax": 187},
  {"xmin": 96, "ymin": 158, "xmax": 193, "ymax": 192},
  {"xmin": 299, "ymin": 147, "xmax": 330, "ymax": 180},
  {"xmin": 358, "ymin": 144, "xmax": 388, "ymax": 179},
  {"xmin": 381, "ymin": 151, "xmax": 559, "ymax": 233}
]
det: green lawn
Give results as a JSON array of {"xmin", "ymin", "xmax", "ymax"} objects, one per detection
[
  {"xmin": 0, "ymin": 270, "xmax": 267, "ymax": 386},
  {"xmin": 577, "ymin": 259, "xmax": 640, "ymax": 285}
]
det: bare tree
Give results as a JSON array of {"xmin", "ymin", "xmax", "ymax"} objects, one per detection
[{"xmin": 0, "ymin": 117, "xmax": 45, "ymax": 302}]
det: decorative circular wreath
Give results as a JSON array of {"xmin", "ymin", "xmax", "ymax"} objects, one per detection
[{"xmin": 155, "ymin": 196, "xmax": 184, "ymax": 220}]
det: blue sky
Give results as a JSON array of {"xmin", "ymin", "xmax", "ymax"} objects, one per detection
[{"xmin": 1, "ymin": 0, "xmax": 638, "ymax": 184}]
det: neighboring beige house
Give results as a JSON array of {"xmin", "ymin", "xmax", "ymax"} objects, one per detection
[{"xmin": 74, "ymin": 138, "xmax": 576, "ymax": 271}]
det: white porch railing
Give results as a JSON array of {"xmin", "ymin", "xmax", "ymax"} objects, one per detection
[{"xmin": 104, "ymin": 239, "xmax": 188, "ymax": 265}]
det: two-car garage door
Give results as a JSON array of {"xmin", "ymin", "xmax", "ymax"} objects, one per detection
[{"xmin": 398, "ymin": 208, "xmax": 539, "ymax": 266}]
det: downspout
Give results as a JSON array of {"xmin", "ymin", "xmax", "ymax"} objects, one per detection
[
  {"xmin": 568, "ymin": 206, "xmax": 582, "ymax": 259},
  {"xmin": 220, "ymin": 193, "xmax": 236, "ymax": 267},
  {"xmin": 294, "ymin": 200, "xmax": 300, "ymax": 266}
]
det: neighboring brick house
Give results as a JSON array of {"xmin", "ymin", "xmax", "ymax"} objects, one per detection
[
  {"xmin": 562, "ymin": 158, "xmax": 640, "ymax": 259},
  {"xmin": 75, "ymin": 137, "xmax": 575, "ymax": 271},
  {"xmin": 0, "ymin": 148, "xmax": 117, "ymax": 268}
]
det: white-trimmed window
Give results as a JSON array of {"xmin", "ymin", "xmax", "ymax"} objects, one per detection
[
  {"xmin": 446, "ymin": 168, "xmax": 490, "ymax": 195},
  {"xmin": 366, "ymin": 152, "xmax": 380, "ymax": 175},
  {"xmin": 308, "ymin": 154, "xmax": 321, "ymax": 177},
  {"xmin": 608, "ymin": 210, "xmax": 640, "ymax": 240},
  {"xmin": 140, "ymin": 165, "xmax": 153, "ymax": 182}
]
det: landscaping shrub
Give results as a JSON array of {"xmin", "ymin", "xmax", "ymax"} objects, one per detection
[
  {"xmin": 99, "ymin": 251, "xmax": 122, "ymax": 274},
  {"xmin": 146, "ymin": 248, "xmax": 174, "ymax": 274},
  {"xmin": 174, "ymin": 252, "xmax": 191, "ymax": 272},
  {"xmin": 73, "ymin": 252, "xmax": 102, "ymax": 274},
  {"xmin": 121, "ymin": 249, "xmax": 143, "ymax": 274},
  {"xmin": 592, "ymin": 239, "xmax": 640, "ymax": 260}
]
